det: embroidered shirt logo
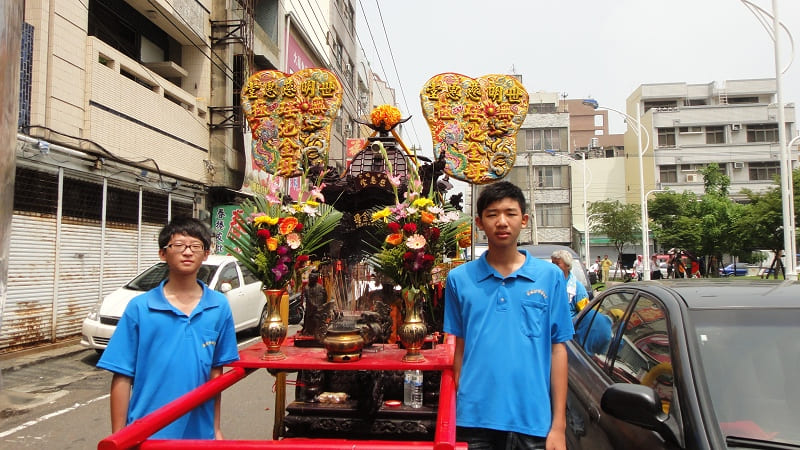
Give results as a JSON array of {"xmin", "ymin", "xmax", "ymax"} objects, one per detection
[
  {"xmin": 526, "ymin": 289, "xmax": 547, "ymax": 299},
  {"xmin": 202, "ymin": 340, "xmax": 217, "ymax": 348}
]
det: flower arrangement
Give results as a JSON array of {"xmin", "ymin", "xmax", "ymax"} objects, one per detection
[
  {"xmin": 225, "ymin": 179, "xmax": 342, "ymax": 291},
  {"xmin": 365, "ymin": 144, "xmax": 471, "ymax": 292},
  {"xmin": 370, "ymin": 104, "xmax": 403, "ymax": 131}
]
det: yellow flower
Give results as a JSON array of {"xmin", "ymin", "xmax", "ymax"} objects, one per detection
[
  {"xmin": 412, "ymin": 198, "xmax": 434, "ymax": 209},
  {"xmin": 371, "ymin": 208, "xmax": 391, "ymax": 222},
  {"xmin": 305, "ymin": 200, "xmax": 319, "ymax": 208},
  {"xmin": 255, "ymin": 215, "xmax": 279, "ymax": 226},
  {"xmin": 266, "ymin": 237, "xmax": 278, "ymax": 251}
]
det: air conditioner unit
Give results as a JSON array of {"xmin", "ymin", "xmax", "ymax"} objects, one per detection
[
  {"xmin": 733, "ymin": 162, "xmax": 744, "ymax": 169},
  {"xmin": 731, "ymin": 123, "xmax": 742, "ymax": 132},
  {"xmin": 686, "ymin": 174, "xmax": 699, "ymax": 183}
]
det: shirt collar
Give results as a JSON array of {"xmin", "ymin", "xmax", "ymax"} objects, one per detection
[
  {"xmin": 476, "ymin": 249, "xmax": 536, "ymax": 282},
  {"xmin": 148, "ymin": 279, "xmax": 218, "ymax": 315}
]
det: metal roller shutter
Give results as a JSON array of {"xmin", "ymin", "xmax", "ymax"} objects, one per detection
[{"xmin": 3, "ymin": 215, "xmax": 58, "ymax": 350}]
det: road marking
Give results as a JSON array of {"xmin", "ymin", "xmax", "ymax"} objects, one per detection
[{"xmin": 0, "ymin": 394, "xmax": 109, "ymax": 438}]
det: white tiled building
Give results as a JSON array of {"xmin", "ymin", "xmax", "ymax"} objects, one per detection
[{"xmin": 625, "ymin": 79, "xmax": 797, "ymax": 203}]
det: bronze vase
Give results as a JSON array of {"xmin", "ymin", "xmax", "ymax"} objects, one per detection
[
  {"xmin": 260, "ymin": 287, "xmax": 288, "ymax": 360},
  {"xmin": 399, "ymin": 286, "xmax": 427, "ymax": 363}
]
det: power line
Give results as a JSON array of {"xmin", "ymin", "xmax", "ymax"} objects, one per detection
[{"xmin": 373, "ymin": 1, "xmax": 422, "ymax": 149}]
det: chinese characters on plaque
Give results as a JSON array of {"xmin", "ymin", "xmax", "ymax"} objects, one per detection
[
  {"xmin": 420, "ymin": 73, "xmax": 528, "ymax": 185},
  {"xmin": 241, "ymin": 68, "xmax": 343, "ymax": 177}
]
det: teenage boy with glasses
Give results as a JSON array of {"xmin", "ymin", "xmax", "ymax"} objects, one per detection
[{"xmin": 98, "ymin": 217, "xmax": 239, "ymax": 439}]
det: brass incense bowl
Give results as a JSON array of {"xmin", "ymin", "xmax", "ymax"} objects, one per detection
[{"xmin": 323, "ymin": 328, "xmax": 365, "ymax": 362}]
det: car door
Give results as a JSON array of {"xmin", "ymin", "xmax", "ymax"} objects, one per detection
[
  {"xmin": 237, "ymin": 264, "xmax": 265, "ymax": 330},
  {"xmin": 567, "ymin": 291, "xmax": 632, "ymax": 450},
  {"xmin": 568, "ymin": 291, "xmax": 681, "ymax": 449},
  {"xmin": 214, "ymin": 262, "xmax": 249, "ymax": 331}
]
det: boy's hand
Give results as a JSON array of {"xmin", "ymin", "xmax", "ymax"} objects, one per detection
[
  {"xmin": 546, "ymin": 428, "xmax": 566, "ymax": 450},
  {"xmin": 215, "ymin": 429, "xmax": 224, "ymax": 440}
]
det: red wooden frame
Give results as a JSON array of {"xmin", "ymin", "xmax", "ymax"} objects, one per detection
[{"xmin": 98, "ymin": 336, "xmax": 465, "ymax": 450}]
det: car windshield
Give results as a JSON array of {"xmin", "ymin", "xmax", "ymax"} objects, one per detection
[
  {"xmin": 691, "ymin": 308, "xmax": 800, "ymax": 445},
  {"xmin": 125, "ymin": 262, "xmax": 218, "ymax": 291}
]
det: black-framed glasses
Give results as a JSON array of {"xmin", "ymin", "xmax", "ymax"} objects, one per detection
[{"xmin": 163, "ymin": 243, "xmax": 206, "ymax": 253}]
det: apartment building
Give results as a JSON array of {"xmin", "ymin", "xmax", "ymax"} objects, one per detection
[
  {"xmin": 7, "ymin": 0, "xmax": 383, "ymax": 351},
  {"xmin": 565, "ymin": 98, "xmax": 624, "ymax": 158},
  {"xmin": 625, "ymin": 79, "xmax": 797, "ymax": 204},
  {"xmin": 471, "ymin": 91, "xmax": 573, "ymax": 247}
]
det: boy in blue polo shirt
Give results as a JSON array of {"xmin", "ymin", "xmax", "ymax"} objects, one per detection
[
  {"xmin": 444, "ymin": 181, "xmax": 574, "ymax": 450},
  {"xmin": 98, "ymin": 217, "xmax": 239, "ymax": 439}
]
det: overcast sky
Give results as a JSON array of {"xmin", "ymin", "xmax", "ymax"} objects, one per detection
[{"xmin": 357, "ymin": 0, "xmax": 800, "ymax": 160}]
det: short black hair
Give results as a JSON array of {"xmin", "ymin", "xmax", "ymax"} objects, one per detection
[
  {"xmin": 158, "ymin": 216, "xmax": 212, "ymax": 250},
  {"xmin": 476, "ymin": 181, "xmax": 526, "ymax": 217}
]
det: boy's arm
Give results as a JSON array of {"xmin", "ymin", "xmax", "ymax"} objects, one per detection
[
  {"xmin": 547, "ymin": 342, "xmax": 568, "ymax": 450},
  {"xmin": 210, "ymin": 366, "xmax": 224, "ymax": 439},
  {"xmin": 109, "ymin": 373, "xmax": 133, "ymax": 433},
  {"xmin": 453, "ymin": 337, "xmax": 464, "ymax": 391}
]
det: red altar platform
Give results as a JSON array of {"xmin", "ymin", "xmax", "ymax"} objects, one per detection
[{"xmin": 97, "ymin": 336, "xmax": 464, "ymax": 450}]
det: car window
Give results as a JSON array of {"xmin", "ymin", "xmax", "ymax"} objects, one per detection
[
  {"xmin": 611, "ymin": 296, "xmax": 673, "ymax": 414},
  {"xmin": 217, "ymin": 263, "xmax": 240, "ymax": 290},
  {"xmin": 574, "ymin": 292, "xmax": 632, "ymax": 363},
  {"xmin": 240, "ymin": 264, "xmax": 260, "ymax": 285},
  {"xmin": 126, "ymin": 263, "xmax": 169, "ymax": 291},
  {"xmin": 124, "ymin": 262, "xmax": 217, "ymax": 291}
]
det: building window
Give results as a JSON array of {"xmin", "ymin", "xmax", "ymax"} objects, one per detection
[
  {"xmin": 535, "ymin": 166, "xmax": 568, "ymax": 188},
  {"xmin": 659, "ymin": 165, "xmax": 677, "ymax": 183},
  {"xmin": 532, "ymin": 128, "xmax": 562, "ymax": 151},
  {"xmin": 749, "ymin": 161, "xmax": 780, "ymax": 181},
  {"xmin": 678, "ymin": 126, "xmax": 702, "ymax": 133},
  {"xmin": 685, "ymin": 99, "xmax": 707, "ymax": 106},
  {"xmin": 525, "ymin": 129, "xmax": 534, "ymax": 151},
  {"xmin": 706, "ymin": 126, "xmax": 725, "ymax": 144},
  {"xmin": 644, "ymin": 100, "xmax": 678, "ymax": 112},
  {"xmin": 527, "ymin": 103, "xmax": 557, "ymax": 114},
  {"xmin": 728, "ymin": 96, "xmax": 760, "ymax": 104},
  {"xmin": 747, "ymin": 124, "xmax": 778, "ymax": 143},
  {"xmin": 536, "ymin": 204, "xmax": 570, "ymax": 227},
  {"xmin": 657, "ymin": 128, "xmax": 676, "ymax": 148}
]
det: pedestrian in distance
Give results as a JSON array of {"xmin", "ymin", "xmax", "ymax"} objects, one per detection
[
  {"xmin": 551, "ymin": 249, "xmax": 590, "ymax": 316},
  {"xmin": 444, "ymin": 181, "xmax": 574, "ymax": 450},
  {"xmin": 97, "ymin": 217, "xmax": 240, "ymax": 439},
  {"xmin": 601, "ymin": 254, "xmax": 613, "ymax": 283}
]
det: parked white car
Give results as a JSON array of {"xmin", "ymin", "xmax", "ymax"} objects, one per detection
[{"xmin": 80, "ymin": 255, "xmax": 265, "ymax": 352}]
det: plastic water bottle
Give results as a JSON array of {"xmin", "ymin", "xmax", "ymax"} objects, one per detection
[{"xmin": 404, "ymin": 370, "xmax": 423, "ymax": 408}]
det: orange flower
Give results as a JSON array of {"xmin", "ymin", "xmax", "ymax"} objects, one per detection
[
  {"xmin": 370, "ymin": 104, "xmax": 402, "ymax": 130},
  {"xmin": 420, "ymin": 211, "xmax": 435, "ymax": 225},
  {"xmin": 266, "ymin": 237, "xmax": 278, "ymax": 251},
  {"xmin": 279, "ymin": 216, "xmax": 299, "ymax": 235},
  {"xmin": 385, "ymin": 233, "xmax": 404, "ymax": 246}
]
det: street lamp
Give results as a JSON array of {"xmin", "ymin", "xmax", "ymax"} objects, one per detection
[
  {"xmin": 741, "ymin": 0, "xmax": 796, "ymax": 279},
  {"xmin": 642, "ymin": 189, "xmax": 667, "ymax": 280},
  {"xmin": 583, "ymin": 99, "xmax": 652, "ymax": 278}
]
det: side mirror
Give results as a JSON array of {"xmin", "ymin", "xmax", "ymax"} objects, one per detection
[
  {"xmin": 601, "ymin": 384, "xmax": 681, "ymax": 445},
  {"xmin": 219, "ymin": 282, "xmax": 232, "ymax": 293}
]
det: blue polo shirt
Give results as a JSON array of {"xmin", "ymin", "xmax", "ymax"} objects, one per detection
[
  {"xmin": 444, "ymin": 250, "xmax": 574, "ymax": 437},
  {"xmin": 98, "ymin": 280, "xmax": 240, "ymax": 439}
]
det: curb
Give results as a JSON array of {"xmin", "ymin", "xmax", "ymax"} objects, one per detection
[{"xmin": 0, "ymin": 339, "xmax": 90, "ymax": 372}]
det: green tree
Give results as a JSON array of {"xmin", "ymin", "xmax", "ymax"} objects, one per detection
[
  {"xmin": 733, "ymin": 168, "xmax": 800, "ymax": 278},
  {"xmin": 648, "ymin": 166, "xmax": 741, "ymax": 276},
  {"xmin": 588, "ymin": 200, "xmax": 640, "ymax": 260}
]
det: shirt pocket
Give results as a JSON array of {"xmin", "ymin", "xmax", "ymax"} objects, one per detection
[
  {"xmin": 195, "ymin": 328, "xmax": 220, "ymax": 365},
  {"xmin": 520, "ymin": 298, "xmax": 546, "ymax": 338}
]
